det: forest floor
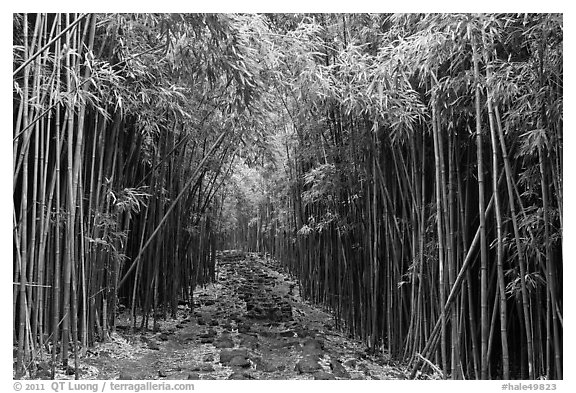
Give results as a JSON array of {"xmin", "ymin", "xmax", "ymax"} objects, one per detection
[{"xmin": 29, "ymin": 251, "xmax": 408, "ymax": 380}]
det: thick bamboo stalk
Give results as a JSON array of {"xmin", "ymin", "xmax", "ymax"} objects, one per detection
[
  {"xmin": 471, "ymin": 27, "xmax": 490, "ymax": 380},
  {"xmin": 483, "ymin": 28, "xmax": 510, "ymax": 378},
  {"xmin": 16, "ymin": 13, "xmax": 30, "ymax": 378}
]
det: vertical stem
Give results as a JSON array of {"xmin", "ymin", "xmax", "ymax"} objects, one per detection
[
  {"xmin": 471, "ymin": 25, "xmax": 489, "ymax": 380},
  {"xmin": 431, "ymin": 89, "xmax": 447, "ymax": 375}
]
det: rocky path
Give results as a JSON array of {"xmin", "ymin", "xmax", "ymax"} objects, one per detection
[{"xmin": 76, "ymin": 251, "xmax": 407, "ymax": 380}]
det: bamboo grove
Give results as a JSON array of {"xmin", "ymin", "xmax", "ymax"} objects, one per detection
[
  {"xmin": 219, "ymin": 14, "xmax": 563, "ymax": 380},
  {"xmin": 13, "ymin": 13, "xmax": 562, "ymax": 381},
  {"xmin": 12, "ymin": 13, "xmax": 275, "ymax": 378}
]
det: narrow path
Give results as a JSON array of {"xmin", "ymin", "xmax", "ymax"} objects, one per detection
[{"xmin": 77, "ymin": 251, "xmax": 406, "ymax": 380}]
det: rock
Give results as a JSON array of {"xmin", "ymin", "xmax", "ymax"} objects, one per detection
[
  {"xmin": 219, "ymin": 348, "xmax": 249, "ymax": 364},
  {"xmin": 255, "ymin": 357, "xmax": 278, "ymax": 373},
  {"xmin": 203, "ymin": 354, "xmax": 214, "ymax": 362},
  {"xmin": 147, "ymin": 341, "xmax": 160, "ymax": 350},
  {"xmin": 187, "ymin": 372, "xmax": 200, "ymax": 380},
  {"xmin": 200, "ymin": 363, "xmax": 215, "ymax": 372},
  {"xmin": 314, "ymin": 371, "xmax": 336, "ymax": 380},
  {"xmin": 158, "ymin": 370, "xmax": 167, "ymax": 378},
  {"xmin": 330, "ymin": 358, "xmax": 351, "ymax": 378},
  {"xmin": 228, "ymin": 371, "xmax": 255, "ymax": 380},
  {"xmin": 213, "ymin": 337, "xmax": 234, "ymax": 348},
  {"xmin": 239, "ymin": 334, "xmax": 259, "ymax": 349},
  {"xmin": 295, "ymin": 356, "xmax": 322, "ymax": 374},
  {"xmin": 344, "ymin": 359, "xmax": 357, "ymax": 368},
  {"xmin": 301, "ymin": 338, "xmax": 324, "ymax": 356},
  {"xmin": 230, "ymin": 356, "xmax": 251, "ymax": 368}
]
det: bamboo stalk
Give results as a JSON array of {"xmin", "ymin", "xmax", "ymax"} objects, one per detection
[
  {"xmin": 483, "ymin": 28, "xmax": 510, "ymax": 379},
  {"xmin": 471, "ymin": 25, "xmax": 490, "ymax": 380}
]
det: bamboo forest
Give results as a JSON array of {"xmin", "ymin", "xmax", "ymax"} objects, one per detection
[{"xmin": 12, "ymin": 13, "xmax": 563, "ymax": 381}]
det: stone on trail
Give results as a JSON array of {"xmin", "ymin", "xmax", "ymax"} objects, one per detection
[
  {"xmin": 314, "ymin": 371, "xmax": 336, "ymax": 380},
  {"xmin": 230, "ymin": 355, "xmax": 251, "ymax": 368},
  {"xmin": 329, "ymin": 358, "xmax": 351, "ymax": 379},
  {"xmin": 255, "ymin": 356, "xmax": 281, "ymax": 373},
  {"xmin": 200, "ymin": 363, "xmax": 215, "ymax": 372},
  {"xmin": 213, "ymin": 337, "xmax": 234, "ymax": 348},
  {"xmin": 219, "ymin": 348, "xmax": 249, "ymax": 364},
  {"xmin": 203, "ymin": 354, "xmax": 214, "ymax": 362},
  {"xmin": 239, "ymin": 334, "xmax": 259, "ymax": 349},
  {"xmin": 295, "ymin": 355, "xmax": 322, "ymax": 374},
  {"xmin": 228, "ymin": 371, "xmax": 255, "ymax": 380},
  {"xmin": 147, "ymin": 341, "xmax": 160, "ymax": 350},
  {"xmin": 301, "ymin": 338, "xmax": 324, "ymax": 356},
  {"xmin": 344, "ymin": 359, "xmax": 357, "ymax": 368}
]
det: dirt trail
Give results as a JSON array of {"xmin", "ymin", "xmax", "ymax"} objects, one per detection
[{"xmin": 70, "ymin": 251, "xmax": 407, "ymax": 380}]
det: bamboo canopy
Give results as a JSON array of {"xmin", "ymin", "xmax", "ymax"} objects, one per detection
[{"xmin": 13, "ymin": 13, "xmax": 562, "ymax": 380}]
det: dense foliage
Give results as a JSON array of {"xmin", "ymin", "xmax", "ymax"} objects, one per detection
[{"xmin": 13, "ymin": 13, "xmax": 562, "ymax": 380}]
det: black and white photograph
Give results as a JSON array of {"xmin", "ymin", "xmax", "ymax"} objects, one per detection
[{"xmin": 9, "ymin": 3, "xmax": 567, "ymax": 390}]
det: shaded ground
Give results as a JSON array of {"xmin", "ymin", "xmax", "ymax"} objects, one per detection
[{"xmin": 45, "ymin": 251, "xmax": 407, "ymax": 380}]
